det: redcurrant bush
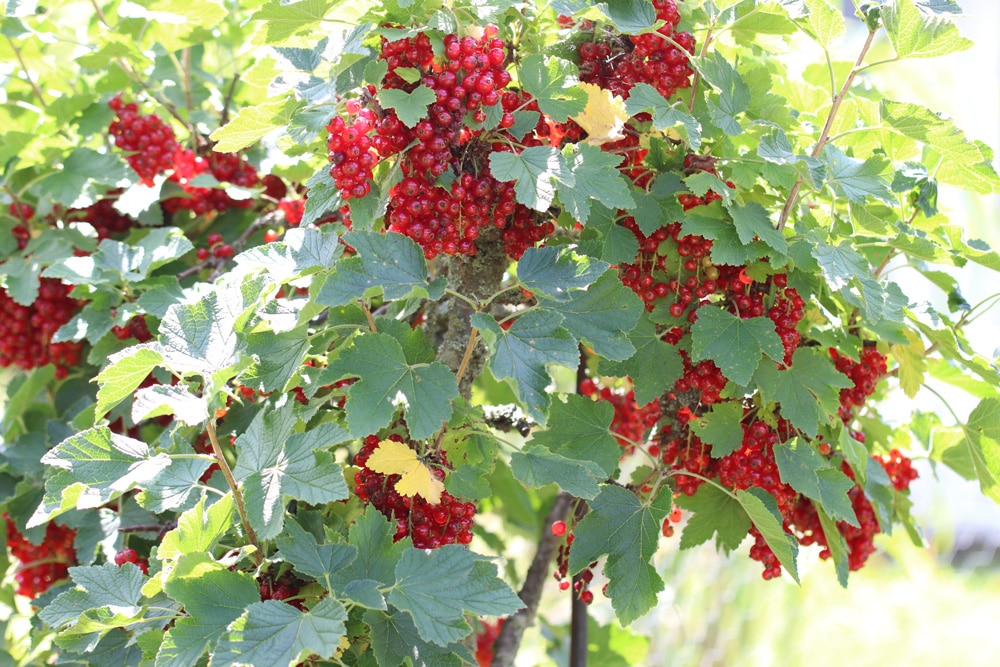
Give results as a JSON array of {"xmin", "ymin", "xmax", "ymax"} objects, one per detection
[{"xmin": 1, "ymin": 2, "xmax": 998, "ymax": 667}]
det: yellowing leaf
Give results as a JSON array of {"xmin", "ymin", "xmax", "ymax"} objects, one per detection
[
  {"xmin": 891, "ymin": 329, "xmax": 926, "ymax": 398},
  {"xmin": 571, "ymin": 83, "xmax": 628, "ymax": 146},
  {"xmin": 365, "ymin": 439, "xmax": 445, "ymax": 504}
]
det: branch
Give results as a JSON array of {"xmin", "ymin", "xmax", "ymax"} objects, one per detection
[
  {"xmin": 6, "ymin": 36, "xmax": 48, "ymax": 111},
  {"xmin": 206, "ymin": 420, "xmax": 263, "ymax": 565},
  {"xmin": 777, "ymin": 28, "xmax": 878, "ymax": 231},
  {"xmin": 491, "ymin": 492, "xmax": 574, "ymax": 667}
]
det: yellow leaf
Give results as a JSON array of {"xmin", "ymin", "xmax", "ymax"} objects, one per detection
[
  {"xmin": 571, "ymin": 82, "xmax": 629, "ymax": 146},
  {"xmin": 365, "ymin": 439, "xmax": 445, "ymax": 504},
  {"xmin": 891, "ymin": 329, "xmax": 926, "ymax": 399}
]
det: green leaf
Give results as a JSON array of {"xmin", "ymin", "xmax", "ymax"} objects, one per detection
[
  {"xmin": 598, "ymin": 313, "xmax": 684, "ymax": 406},
  {"xmin": 210, "ymin": 597, "xmax": 347, "ymax": 667},
  {"xmin": 472, "ymin": 310, "xmax": 579, "ymax": 424},
  {"xmin": 821, "ymin": 145, "xmax": 893, "ymax": 204},
  {"xmin": 158, "ymin": 554, "xmax": 260, "ymax": 667},
  {"xmin": 757, "ymin": 127, "xmax": 797, "ymax": 164},
  {"xmin": 962, "ymin": 397, "xmax": 1000, "ymax": 503},
  {"xmin": 114, "ymin": 178, "xmax": 164, "ymax": 224},
  {"xmin": 693, "ymin": 51, "xmax": 751, "ymax": 136},
  {"xmin": 327, "ymin": 332, "xmax": 458, "ymax": 439},
  {"xmin": 690, "ymin": 308, "xmax": 783, "ymax": 387},
  {"xmin": 209, "ymin": 98, "xmax": 297, "ymax": 153},
  {"xmin": 156, "ymin": 288, "xmax": 246, "ymax": 376},
  {"xmin": 40, "ymin": 562, "xmax": 146, "ymax": 629},
  {"xmin": 631, "ymin": 174, "xmax": 687, "ymax": 238},
  {"xmin": 516, "ymin": 245, "xmax": 609, "ymax": 301},
  {"xmin": 587, "ymin": 0, "xmax": 656, "ymax": 32},
  {"xmin": 32, "ymin": 427, "xmax": 171, "ymax": 526},
  {"xmin": 880, "ymin": 99, "xmax": 1000, "ymax": 182},
  {"xmin": 585, "ymin": 616, "xmax": 650, "ymax": 667},
  {"xmin": 0, "ymin": 255, "xmax": 41, "ymax": 305},
  {"xmin": 236, "ymin": 226, "xmax": 344, "ymax": 283},
  {"xmin": 234, "ymin": 405, "xmax": 350, "ymax": 538},
  {"xmin": 134, "ymin": 456, "xmax": 211, "ymax": 513},
  {"xmin": 684, "ymin": 171, "xmax": 734, "ymax": 206},
  {"xmin": 774, "ymin": 438, "xmax": 858, "ymax": 526},
  {"xmin": 568, "ymin": 486, "xmax": 671, "ymax": 624},
  {"xmin": 302, "ymin": 167, "xmax": 342, "ymax": 226},
  {"xmin": 815, "ymin": 505, "xmax": 850, "ymax": 587},
  {"xmin": 378, "ymin": 85, "xmax": 436, "ymax": 128},
  {"xmin": 158, "ymin": 495, "xmax": 235, "ymax": 565},
  {"xmin": 690, "ymin": 401, "xmax": 745, "ymax": 458},
  {"xmin": 244, "ymin": 328, "xmax": 311, "ymax": 393},
  {"xmin": 915, "ymin": 0, "xmax": 962, "ymax": 12},
  {"xmin": 510, "ymin": 446, "xmax": 605, "ymax": 499},
  {"xmin": 132, "ymin": 383, "xmax": 209, "ymax": 427},
  {"xmin": 882, "ymin": 0, "xmax": 972, "ymax": 59},
  {"xmin": 518, "ymin": 55, "xmax": 587, "ymax": 122},
  {"xmin": 94, "ymin": 344, "xmax": 164, "ymax": 419},
  {"xmin": 540, "ymin": 271, "xmax": 643, "ymax": 361},
  {"xmin": 275, "ymin": 518, "xmax": 358, "ymax": 591},
  {"xmin": 578, "ymin": 202, "xmax": 641, "ymax": 264},
  {"xmin": 365, "ymin": 608, "xmax": 469, "ymax": 667},
  {"xmin": 728, "ymin": 201, "xmax": 787, "ymax": 255},
  {"xmin": 329, "ymin": 509, "xmax": 406, "ymax": 593},
  {"xmin": 388, "ymin": 545, "xmax": 523, "ymax": 645},
  {"xmin": 38, "ymin": 148, "xmax": 130, "ymax": 207},
  {"xmin": 675, "ymin": 483, "xmax": 749, "ymax": 551},
  {"xmin": 558, "ymin": 143, "xmax": 635, "ymax": 223},
  {"xmin": 316, "ymin": 231, "xmax": 443, "ymax": 307},
  {"xmin": 530, "ymin": 393, "xmax": 620, "ymax": 477},
  {"xmin": 754, "ymin": 348, "xmax": 853, "ymax": 437},
  {"xmin": 489, "ymin": 146, "xmax": 572, "ymax": 211},
  {"xmin": 802, "ymin": 0, "xmax": 846, "ymax": 46},
  {"xmin": 624, "ymin": 83, "xmax": 702, "ymax": 150},
  {"xmin": 248, "ymin": 0, "xmax": 336, "ymax": 43},
  {"xmin": 735, "ymin": 488, "xmax": 799, "ymax": 582},
  {"xmin": 44, "ymin": 227, "xmax": 193, "ymax": 286},
  {"xmin": 810, "ymin": 239, "xmax": 868, "ymax": 290}
]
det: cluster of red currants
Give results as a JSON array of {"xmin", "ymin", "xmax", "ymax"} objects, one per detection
[
  {"xmin": 327, "ymin": 29, "xmax": 555, "ymax": 260},
  {"xmin": 579, "ymin": 377, "xmax": 661, "ymax": 455},
  {"xmin": 572, "ymin": 0, "xmax": 696, "ymax": 101},
  {"xmin": 474, "ymin": 618, "xmax": 504, "ymax": 667},
  {"xmin": 0, "ymin": 278, "xmax": 83, "ymax": 377},
  {"xmin": 110, "ymin": 314, "xmax": 153, "ymax": 342},
  {"xmin": 550, "ymin": 520, "xmax": 598, "ymax": 604},
  {"xmin": 4, "ymin": 516, "xmax": 77, "ymax": 599},
  {"xmin": 353, "ymin": 435, "xmax": 475, "ymax": 549},
  {"xmin": 257, "ymin": 568, "xmax": 307, "ymax": 609},
  {"xmin": 113, "ymin": 547, "xmax": 149, "ymax": 574},
  {"xmin": 68, "ymin": 193, "xmax": 142, "ymax": 240},
  {"xmin": 109, "ymin": 96, "xmax": 259, "ymax": 217},
  {"xmin": 194, "ymin": 231, "xmax": 234, "ymax": 261}
]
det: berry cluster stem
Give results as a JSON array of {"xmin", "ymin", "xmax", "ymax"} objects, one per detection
[
  {"xmin": 205, "ymin": 420, "xmax": 263, "ymax": 565},
  {"xmin": 777, "ymin": 28, "xmax": 878, "ymax": 231}
]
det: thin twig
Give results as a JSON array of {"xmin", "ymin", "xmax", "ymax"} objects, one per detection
[
  {"xmin": 455, "ymin": 329, "xmax": 479, "ymax": 387},
  {"xmin": 220, "ymin": 74, "xmax": 241, "ymax": 127},
  {"xmin": 89, "ymin": 0, "xmax": 110, "ymax": 27},
  {"xmin": 6, "ymin": 36, "xmax": 47, "ymax": 110},
  {"xmin": 686, "ymin": 24, "xmax": 714, "ymax": 115},
  {"xmin": 206, "ymin": 420, "xmax": 263, "ymax": 565},
  {"xmin": 181, "ymin": 48, "xmax": 194, "ymax": 117},
  {"xmin": 777, "ymin": 29, "xmax": 879, "ymax": 231},
  {"xmin": 361, "ymin": 302, "xmax": 378, "ymax": 332}
]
